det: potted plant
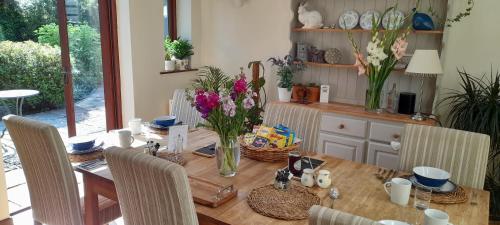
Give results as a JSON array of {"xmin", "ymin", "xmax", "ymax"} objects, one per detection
[
  {"xmin": 291, "ymin": 83, "xmax": 304, "ymax": 102},
  {"xmin": 439, "ymin": 69, "xmax": 500, "ymax": 221},
  {"xmin": 268, "ymin": 55, "xmax": 305, "ymax": 102},
  {"xmin": 187, "ymin": 66, "xmax": 255, "ymax": 177},
  {"xmin": 168, "ymin": 38, "xmax": 194, "ymax": 70},
  {"xmin": 163, "ymin": 37, "xmax": 176, "ymax": 71},
  {"xmin": 306, "ymin": 83, "xmax": 320, "ymax": 102}
]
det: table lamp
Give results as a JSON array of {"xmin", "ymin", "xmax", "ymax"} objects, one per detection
[{"xmin": 405, "ymin": 50, "xmax": 443, "ymax": 121}]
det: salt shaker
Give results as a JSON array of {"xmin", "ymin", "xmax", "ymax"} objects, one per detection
[
  {"xmin": 301, "ymin": 168, "xmax": 315, "ymax": 187},
  {"xmin": 316, "ymin": 170, "xmax": 332, "ymax": 188}
]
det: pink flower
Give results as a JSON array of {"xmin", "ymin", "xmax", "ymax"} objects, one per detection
[
  {"xmin": 391, "ymin": 38, "xmax": 408, "ymax": 60},
  {"xmin": 233, "ymin": 75, "xmax": 248, "ymax": 94},
  {"xmin": 354, "ymin": 53, "xmax": 367, "ymax": 76},
  {"xmin": 243, "ymin": 97, "xmax": 255, "ymax": 109},
  {"xmin": 222, "ymin": 99, "xmax": 236, "ymax": 117},
  {"xmin": 194, "ymin": 91, "xmax": 220, "ymax": 118}
]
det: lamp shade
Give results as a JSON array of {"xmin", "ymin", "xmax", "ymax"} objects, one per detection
[{"xmin": 406, "ymin": 50, "xmax": 443, "ymax": 76}]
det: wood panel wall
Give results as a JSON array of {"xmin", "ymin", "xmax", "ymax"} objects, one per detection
[{"xmin": 290, "ymin": 0, "xmax": 448, "ymax": 113}]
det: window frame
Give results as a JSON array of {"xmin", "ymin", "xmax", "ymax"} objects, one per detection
[{"xmin": 167, "ymin": 0, "xmax": 177, "ymax": 39}]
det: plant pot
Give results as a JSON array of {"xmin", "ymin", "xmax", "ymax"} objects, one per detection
[
  {"xmin": 307, "ymin": 86, "xmax": 320, "ymax": 102},
  {"xmin": 291, "ymin": 85, "xmax": 305, "ymax": 102},
  {"xmin": 164, "ymin": 60, "xmax": 176, "ymax": 72},
  {"xmin": 277, "ymin": 87, "xmax": 292, "ymax": 102},
  {"xmin": 216, "ymin": 136, "xmax": 240, "ymax": 177}
]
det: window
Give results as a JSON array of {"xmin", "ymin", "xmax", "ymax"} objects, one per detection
[{"xmin": 163, "ymin": 0, "xmax": 177, "ymax": 39}]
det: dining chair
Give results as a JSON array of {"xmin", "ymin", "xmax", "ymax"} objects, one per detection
[
  {"xmin": 399, "ymin": 124, "xmax": 490, "ymax": 189},
  {"xmin": 2, "ymin": 115, "xmax": 121, "ymax": 225},
  {"xmin": 104, "ymin": 147, "xmax": 199, "ymax": 225},
  {"xmin": 263, "ymin": 102, "xmax": 321, "ymax": 152},
  {"xmin": 171, "ymin": 89, "xmax": 204, "ymax": 128},
  {"xmin": 308, "ymin": 205, "xmax": 382, "ymax": 225}
]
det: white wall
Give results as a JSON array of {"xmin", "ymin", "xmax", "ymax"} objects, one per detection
[
  {"xmin": 199, "ymin": 0, "xmax": 294, "ymax": 100},
  {"xmin": 117, "ymin": 0, "xmax": 198, "ymax": 125},
  {"xmin": 438, "ymin": 0, "xmax": 500, "ymax": 117}
]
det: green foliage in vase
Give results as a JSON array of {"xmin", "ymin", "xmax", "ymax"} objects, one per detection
[
  {"xmin": 439, "ymin": 69, "xmax": 500, "ymax": 220},
  {"xmin": 163, "ymin": 37, "xmax": 172, "ymax": 60},
  {"xmin": 0, "ymin": 41, "xmax": 64, "ymax": 112},
  {"xmin": 268, "ymin": 55, "xmax": 304, "ymax": 91},
  {"xmin": 36, "ymin": 23, "xmax": 102, "ymax": 101},
  {"xmin": 167, "ymin": 38, "xmax": 194, "ymax": 60}
]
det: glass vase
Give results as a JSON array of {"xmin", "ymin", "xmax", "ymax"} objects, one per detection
[
  {"xmin": 216, "ymin": 136, "xmax": 240, "ymax": 177},
  {"xmin": 365, "ymin": 87, "xmax": 383, "ymax": 113}
]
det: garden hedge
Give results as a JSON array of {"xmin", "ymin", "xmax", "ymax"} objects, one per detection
[{"xmin": 0, "ymin": 41, "xmax": 64, "ymax": 112}]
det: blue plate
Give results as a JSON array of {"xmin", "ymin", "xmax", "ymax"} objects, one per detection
[
  {"xmin": 409, "ymin": 175, "xmax": 457, "ymax": 193},
  {"xmin": 67, "ymin": 141, "xmax": 104, "ymax": 155},
  {"xmin": 68, "ymin": 136, "xmax": 96, "ymax": 151},
  {"xmin": 153, "ymin": 115, "xmax": 176, "ymax": 127},
  {"xmin": 413, "ymin": 166, "xmax": 450, "ymax": 187}
]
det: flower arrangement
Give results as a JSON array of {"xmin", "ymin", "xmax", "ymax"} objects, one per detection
[
  {"xmin": 188, "ymin": 66, "xmax": 256, "ymax": 176},
  {"xmin": 347, "ymin": 6, "xmax": 412, "ymax": 111}
]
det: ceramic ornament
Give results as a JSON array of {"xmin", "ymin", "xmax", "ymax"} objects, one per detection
[{"xmin": 298, "ymin": 2, "xmax": 324, "ymax": 29}]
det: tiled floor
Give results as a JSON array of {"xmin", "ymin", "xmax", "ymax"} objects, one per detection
[{"xmin": 0, "ymin": 86, "xmax": 107, "ymax": 215}]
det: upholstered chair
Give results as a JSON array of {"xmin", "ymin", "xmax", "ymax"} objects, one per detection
[
  {"xmin": 263, "ymin": 102, "xmax": 321, "ymax": 152},
  {"xmin": 2, "ymin": 115, "xmax": 120, "ymax": 225},
  {"xmin": 171, "ymin": 89, "xmax": 204, "ymax": 128},
  {"xmin": 309, "ymin": 205, "xmax": 382, "ymax": 225},
  {"xmin": 104, "ymin": 147, "xmax": 198, "ymax": 225},
  {"xmin": 399, "ymin": 124, "xmax": 490, "ymax": 189}
]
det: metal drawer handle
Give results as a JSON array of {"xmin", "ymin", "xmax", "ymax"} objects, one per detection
[{"xmin": 338, "ymin": 124, "xmax": 345, "ymax": 129}]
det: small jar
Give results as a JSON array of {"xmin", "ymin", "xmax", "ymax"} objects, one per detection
[
  {"xmin": 316, "ymin": 170, "xmax": 332, "ymax": 189},
  {"xmin": 274, "ymin": 179, "xmax": 291, "ymax": 191},
  {"xmin": 301, "ymin": 168, "xmax": 315, "ymax": 187}
]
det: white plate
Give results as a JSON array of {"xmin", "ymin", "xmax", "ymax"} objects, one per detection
[
  {"xmin": 360, "ymin": 10, "xmax": 381, "ymax": 30},
  {"xmin": 382, "ymin": 9, "xmax": 405, "ymax": 30},
  {"xmin": 339, "ymin": 10, "xmax": 359, "ymax": 30},
  {"xmin": 378, "ymin": 220, "xmax": 410, "ymax": 225}
]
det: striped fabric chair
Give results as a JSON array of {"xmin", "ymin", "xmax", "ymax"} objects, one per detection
[
  {"xmin": 399, "ymin": 124, "xmax": 490, "ymax": 189},
  {"xmin": 309, "ymin": 205, "xmax": 382, "ymax": 225},
  {"xmin": 171, "ymin": 89, "xmax": 204, "ymax": 128},
  {"xmin": 2, "ymin": 115, "xmax": 120, "ymax": 225},
  {"xmin": 263, "ymin": 102, "xmax": 321, "ymax": 152},
  {"xmin": 104, "ymin": 147, "xmax": 198, "ymax": 225}
]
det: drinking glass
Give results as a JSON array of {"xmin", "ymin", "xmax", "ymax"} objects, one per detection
[{"xmin": 414, "ymin": 186, "xmax": 432, "ymax": 225}]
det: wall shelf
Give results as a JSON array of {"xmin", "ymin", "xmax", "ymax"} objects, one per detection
[
  {"xmin": 292, "ymin": 27, "xmax": 444, "ymax": 35},
  {"xmin": 303, "ymin": 61, "xmax": 405, "ymax": 72}
]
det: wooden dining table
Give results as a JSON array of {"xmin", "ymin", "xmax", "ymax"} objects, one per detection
[{"xmin": 74, "ymin": 128, "xmax": 490, "ymax": 225}]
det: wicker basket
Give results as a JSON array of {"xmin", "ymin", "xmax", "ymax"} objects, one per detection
[{"xmin": 240, "ymin": 139, "xmax": 301, "ymax": 162}]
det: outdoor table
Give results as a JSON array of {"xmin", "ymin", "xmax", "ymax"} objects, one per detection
[{"xmin": 0, "ymin": 89, "xmax": 40, "ymax": 137}]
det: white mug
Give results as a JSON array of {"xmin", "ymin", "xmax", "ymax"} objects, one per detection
[
  {"xmin": 384, "ymin": 178, "xmax": 411, "ymax": 206},
  {"xmin": 424, "ymin": 209, "xmax": 454, "ymax": 225},
  {"xmin": 113, "ymin": 129, "xmax": 135, "ymax": 148},
  {"xmin": 128, "ymin": 118, "xmax": 142, "ymax": 135}
]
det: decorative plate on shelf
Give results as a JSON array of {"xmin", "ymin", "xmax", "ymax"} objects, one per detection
[
  {"xmin": 382, "ymin": 9, "xmax": 405, "ymax": 30},
  {"xmin": 338, "ymin": 10, "xmax": 359, "ymax": 30},
  {"xmin": 360, "ymin": 10, "xmax": 381, "ymax": 30},
  {"xmin": 324, "ymin": 48, "xmax": 342, "ymax": 64}
]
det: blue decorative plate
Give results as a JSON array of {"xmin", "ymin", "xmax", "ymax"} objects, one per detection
[
  {"xmin": 409, "ymin": 175, "xmax": 457, "ymax": 193},
  {"xmin": 67, "ymin": 141, "xmax": 104, "ymax": 155}
]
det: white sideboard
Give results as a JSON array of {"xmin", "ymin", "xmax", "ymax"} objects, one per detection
[{"xmin": 318, "ymin": 113, "xmax": 405, "ymax": 170}]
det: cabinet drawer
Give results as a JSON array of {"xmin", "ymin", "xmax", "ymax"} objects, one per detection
[
  {"xmin": 318, "ymin": 132, "xmax": 365, "ymax": 162},
  {"xmin": 369, "ymin": 122, "xmax": 404, "ymax": 143},
  {"xmin": 367, "ymin": 142, "xmax": 400, "ymax": 170},
  {"xmin": 320, "ymin": 115, "xmax": 367, "ymax": 138}
]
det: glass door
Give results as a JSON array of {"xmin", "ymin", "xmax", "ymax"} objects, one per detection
[{"xmin": 59, "ymin": 0, "xmax": 108, "ymax": 137}]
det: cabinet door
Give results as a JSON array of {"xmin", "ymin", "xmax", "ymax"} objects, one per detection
[
  {"xmin": 318, "ymin": 133, "xmax": 365, "ymax": 162},
  {"xmin": 367, "ymin": 142, "xmax": 400, "ymax": 170}
]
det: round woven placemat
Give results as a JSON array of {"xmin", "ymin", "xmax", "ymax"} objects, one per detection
[
  {"xmin": 400, "ymin": 175, "xmax": 468, "ymax": 204},
  {"xmin": 157, "ymin": 152, "xmax": 187, "ymax": 166},
  {"xmin": 247, "ymin": 184, "xmax": 320, "ymax": 220},
  {"xmin": 68, "ymin": 150, "xmax": 103, "ymax": 163}
]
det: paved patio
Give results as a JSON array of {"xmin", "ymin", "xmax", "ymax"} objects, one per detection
[{"xmin": 0, "ymin": 86, "xmax": 106, "ymax": 214}]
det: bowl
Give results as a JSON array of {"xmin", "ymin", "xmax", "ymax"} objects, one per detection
[
  {"xmin": 378, "ymin": 220, "xmax": 410, "ymax": 225},
  {"xmin": 413, "ymin": 166, "xmax": 450, "ymax": 187},
  {"xmin": 153, "ymin": 115, "xmax": 176, "ymax": 127},
  {"xmin": 68, "ymin": 136, "xmax": 96, "ymax": 151}
]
